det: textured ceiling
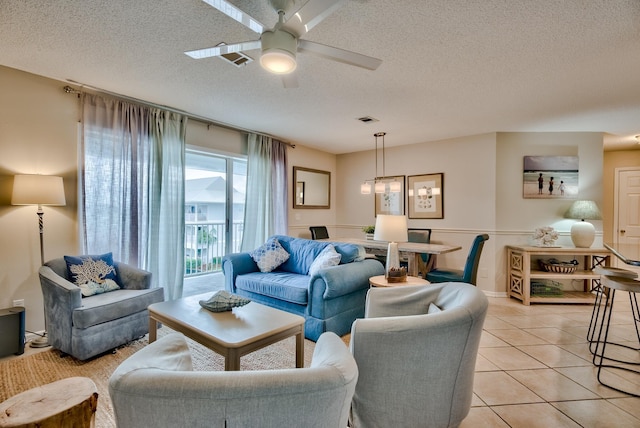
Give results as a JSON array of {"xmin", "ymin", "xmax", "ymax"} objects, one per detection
[{"xmin": 1, "ymin": 0, "xmax": 640, "ymax": 153}]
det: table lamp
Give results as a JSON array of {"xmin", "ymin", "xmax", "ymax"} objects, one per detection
[
  {"xmin": 12, "ymin": 174, "xmax": 66, "ymax": 347},
  {"xmin": 373, "ymin": 214, "xmax": 408, "ymax": 280},
  {"xmin": 564, "ymin": 200, "xmax": 602, "ymax": 248}
]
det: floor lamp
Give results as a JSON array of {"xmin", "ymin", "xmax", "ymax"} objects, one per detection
[{"xmin": 12, "ymin": 174, "xmax": 66, "ymax": 348}]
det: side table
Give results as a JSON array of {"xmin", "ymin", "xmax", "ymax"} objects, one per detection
[
  {"xmin": 0, "ymin": 376, "xmax": 98, "ymax": 427},
  {"xmin": 369, "ymin": 275, "xmax": 429, "ymax": 287}
]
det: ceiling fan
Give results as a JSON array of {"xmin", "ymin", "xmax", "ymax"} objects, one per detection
[{"xmin": 185, "ymin": 0, "xmax": 382, "ymax": 88}]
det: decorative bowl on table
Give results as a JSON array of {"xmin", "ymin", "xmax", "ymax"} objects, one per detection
[
  {"xmin": 538, "ymin": 258, "xmax": 578, "ymax": 274},
  {"xmin": 386, "ymin": 266, "xmax": 407, "ymax": 283}
]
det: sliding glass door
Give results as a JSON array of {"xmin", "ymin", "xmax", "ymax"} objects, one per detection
[{"xmin": 184, "ymin": 150, "xmax": 246, "ymax": 276}]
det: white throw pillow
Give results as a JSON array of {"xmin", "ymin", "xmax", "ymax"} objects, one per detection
[
  {"xmin": 308, "ymin": 244, "xmax": 342, "ymax": 276},
  {"xmin": 250, "ymin": 237, "xmax": 290, "ymax": 272}
]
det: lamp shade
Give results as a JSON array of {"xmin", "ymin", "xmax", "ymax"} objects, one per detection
[
  {"xmin": 373, "ymin": 215, "xmax": 408, "ymax": 242},
  {"xmin": 564, "ymin": 200, "xmax": 601, "ymax": 248},
  {"xmin": 564, "ymin": 200, "xmax": 602, "ymax": 221},
  {"xmin": 12, "ymin": 175, "xmax": 66, "ymax": 206}
]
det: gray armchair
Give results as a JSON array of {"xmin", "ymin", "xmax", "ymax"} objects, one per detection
[
  {"xmin": 349, "ymin": 282, "xmax": 488, "ymax": 428},
  {"xmin": 39, "ymin": 258, "xmax": 164, "ymax": 360},
  {"xmin": 109, "ymin": 332, "xmax": 358, "ymax": 428}
]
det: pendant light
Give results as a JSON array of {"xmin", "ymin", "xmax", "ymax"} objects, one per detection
[{"xmin": 361, "ymin": 132, "xmax": 401, "ymax": 194}]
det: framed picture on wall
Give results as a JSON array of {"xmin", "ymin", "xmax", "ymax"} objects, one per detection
[
  {"xmin": 374, "ymin": 175, "xmax": 405, "ymax": 216},
  {"xmin": 523, "ymin": 156, "xmax": 579, "ymax": 199},
  {"xmin": 408, "ymin": 173, "xmax": 444, "ymax": 219}
]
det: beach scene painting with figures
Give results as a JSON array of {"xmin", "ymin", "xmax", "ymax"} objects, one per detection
[{"xmin": 523, "ymin": 156, "xmax": 578, "ymax": 199}]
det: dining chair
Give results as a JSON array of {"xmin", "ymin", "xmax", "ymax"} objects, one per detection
[
  {"xmin": 309, "ymin": 226, "xmax": 330, "ymax": 240},
  {"xmin": 426, "ymin": 234, "xmax": 489, "ymax": 285},
  {"xmin": 378, "ymin": 228, "xmax": 432, "ymax": 275},
  {"xmin": 404, "ymin": 228, "xmax": 432, "ymax": 277}
]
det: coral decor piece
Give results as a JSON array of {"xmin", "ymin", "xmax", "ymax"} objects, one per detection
[
  {"xmin": 69, "ymin": 259, "xmax": 116, "ymax": 285},
  {"xmin": 533, "ymin": 227, "xmax": 559, "ymax": 247}
]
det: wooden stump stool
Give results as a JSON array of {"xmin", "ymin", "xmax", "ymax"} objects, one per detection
[{"xmin": 0, "ymin": 377, "xmax": 98, "ymax": 428}]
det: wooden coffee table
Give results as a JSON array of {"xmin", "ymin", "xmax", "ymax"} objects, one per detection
[{"xmin": 148, "ymin": 293, "xmax": 305, "ymax": 371}]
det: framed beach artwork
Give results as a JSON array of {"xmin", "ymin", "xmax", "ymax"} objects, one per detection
[
  {"xmin": 523, "ymin": 156, "xmax": 579, "ymax": 199},
  {"xmin": 408, "ymin": 173, "xmax": 444, "ymax": 219},
  {"xmin": 374, "ymin": 175, "xmax": 405, "ymax": 216}
]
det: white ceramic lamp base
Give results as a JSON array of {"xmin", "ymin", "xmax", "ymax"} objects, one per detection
[
  {"xmin": 385, "ymin": 242, "xmax": 400, "ymax": 278},
  {"xmin": 571, "ymin": 220, "xmax": 595, "ymax": 248}
]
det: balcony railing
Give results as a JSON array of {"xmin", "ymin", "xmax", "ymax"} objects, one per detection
[{"xmin": 184, "ymin": 221, "xmax": 243, "ymax": 277}]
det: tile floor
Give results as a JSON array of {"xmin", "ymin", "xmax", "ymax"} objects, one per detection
[{"xmin": 462, "ymin": 294, "xmax": 640, "ymax": 428}]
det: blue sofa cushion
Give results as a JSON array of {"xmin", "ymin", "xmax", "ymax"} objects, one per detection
[
  {"xmin": 236, "ymin": 272, "xmax": 309, "ymax": 305},
  {"xmin": 333, "ymin": 243, "xmax": 366, "ymax": 264},
  {"xmin": 270, "ymin": 235, "xmax": 365, "ymax": 274},
  {"xmin": 275, "ymin": 235, "xmax": 327, "ymax": 275}
]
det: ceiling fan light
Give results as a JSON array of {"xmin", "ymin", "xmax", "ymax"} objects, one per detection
[
  {"xmin": 260, "ymin": 49, "xmax": 297, "ymax": 74},
  {"xmin": 260, "ymin": 30, "xmax": 297, "ymax": 74}
]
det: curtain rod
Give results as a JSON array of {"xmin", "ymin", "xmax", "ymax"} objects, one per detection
[{"xmin": 62, "ymin": 82, "xmax": 295, "ymax": 148}]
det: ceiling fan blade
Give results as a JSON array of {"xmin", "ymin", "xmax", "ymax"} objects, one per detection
[
  {"xmin": 282, "ymin": 73, "xmax": 299, "ymax": 89},
  {"xmin": 282, "ymin": 0, "xmax": 345, "ymax": 37},
  {"xmin": 200, "ymin": 0, "xmax": 265, "ymax": 34},
  {"xmin": 298, "ymin": 40, "xmax": 382, "ymax": 70},
  {"xmin": 185, "ymin": 40, "xmax": 261, "ymax": 59}
]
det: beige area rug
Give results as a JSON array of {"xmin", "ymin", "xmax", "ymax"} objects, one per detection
[{"xmin": 0, "ymin": 328, "xmax": 349, "ymax": 428}]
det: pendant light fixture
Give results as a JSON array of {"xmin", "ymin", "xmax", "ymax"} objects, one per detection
[{"xmin": 361, "ymin": 132, "xmax": 401, "ymax": 194}]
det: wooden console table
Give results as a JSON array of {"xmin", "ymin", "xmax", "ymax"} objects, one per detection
[{"xmin": 506, "ymin": 245, "xmax": 610, "ymax": 305}]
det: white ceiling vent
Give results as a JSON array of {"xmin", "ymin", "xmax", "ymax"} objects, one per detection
[
  {"xmin": 357, "ymin": 116, "xmax": 379, "ymax": 124},
  {"xmin": 216, "ymin": 43, "xmax": 253, "ymax": 67}
]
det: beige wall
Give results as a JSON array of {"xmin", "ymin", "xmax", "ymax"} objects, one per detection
[
  {"xmin": 3, "ymin": 64, "xmax": 637, "ymax": 332},
  {"xmin": 336, "ymin": 132, "xmax": 606, "ymax": 295},
  {"xmin": 0, "ymin": 66, "xmax": 79, "ymax": 333},
  {"xmin": 493, "ymin": 132, "xmax": 605, "ymax": 294},
  {"xmin": 287, "ymin": 145, "xmax": 337, "ymax": 238}
]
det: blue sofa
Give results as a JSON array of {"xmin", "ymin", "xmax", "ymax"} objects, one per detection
[{"xmin": 222, "ymin": 235, "xmax": 384, "ymax": 341}]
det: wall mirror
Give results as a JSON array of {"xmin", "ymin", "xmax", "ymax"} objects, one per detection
[{"xmin": 293, "ymin": 166, "xmax": 331, "ymax": 209}]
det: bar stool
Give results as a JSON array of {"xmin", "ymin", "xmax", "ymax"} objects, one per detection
[
  {"xmin": 590, "ymin": 268, "xmax": 640, "ymax": 396},
  {"xmin": 587, "ymin": 267, "xmax": 638, "ymax": 348}
]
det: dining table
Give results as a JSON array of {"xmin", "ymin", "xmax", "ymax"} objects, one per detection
[{"xmin": 328, "ymin": 237, "xmax": 462, "ymax": 277}]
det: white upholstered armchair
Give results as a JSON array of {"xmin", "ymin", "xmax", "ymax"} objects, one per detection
[
  {"xmin": 349, "ymin": 282, "xmax": 488, "ymax": 428},
  {"xmin": 109, "ymin": 332, "xmax": 358, "ymax": 428}
]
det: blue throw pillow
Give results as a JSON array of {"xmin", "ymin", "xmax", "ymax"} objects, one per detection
[
  {"xmin": 250, "ymin": 237, "xmax": 290, "ymax": 272},
  {"xmin": 64, "ymin": 252, "xmax": 120, "ymax": 297}
]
